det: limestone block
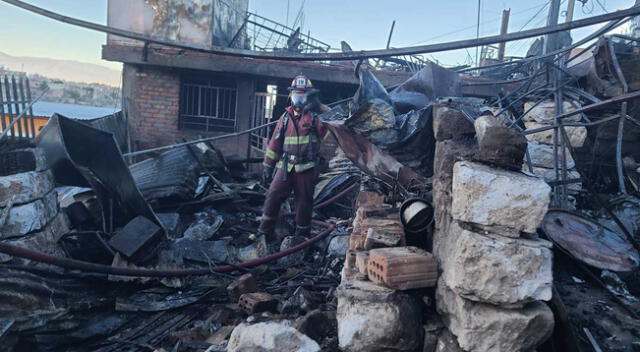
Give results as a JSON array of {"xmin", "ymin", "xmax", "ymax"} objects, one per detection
[
  {"xmin": 473, "ymin": 115, "xmax": 499, "ymax": 143},
  {"xmin": 434, "ymin": 328, "xmax": 464, "ymax": 352},
  {"xmin": 1, "ymin": 190, "xmax": 58, "ymax": 238},
  {"xmin": 436, "ymin": 280, "xmax": 554, "ymax": 352},
  {"xmin": 3, "ymin": 212, "xmax": 70, "ymax": 260},
  {"xmin": 528, "ymin": 167, "xmax": 582, "ymax": 192},
  {"xmin": 526, "ymin": 141, "xmax": 575, "ymax": 169},
  {"xmin": 523, "ymin": 100, "xmax": 581, "ymax": 123},
  {"xmin": 524, "ymin": 121, "xmax": 587, "ymax": 148},
  {"xmin": 474, "ymin": 118, "xmax": 527, "ymax": 170},
  {"xmin": 433, "ymin": 106, "xmax": 475, "ymax": 141},
  {"xmin": 451, "ymin": 161, "xmax": 551, "ymax": 234},
  {"xmin": 442, "ymin": 229, "xmax": 553, "ymax": 307},
  {"xmin": 227, "ymin": 321, "xmax": 320, "ymax": 352},
  {"xmin": 432, "ymin": 137, "xmax": 476, "ymax": 241},
  {"xmin": 0, "ymin": 170, "xmax": 54, "ymax": 207},
  {"xmin": 336, "ymin": 278, "xmax": 423, "ymax": 351}
]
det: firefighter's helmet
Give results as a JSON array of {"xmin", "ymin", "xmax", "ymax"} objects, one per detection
[
  {"xmin": 288, "ymin": 74, "xmax": 314, "ymax": 109},
  {"xmin": 288, "ymin": 74, "xmax": 313, "ymax": 91}
]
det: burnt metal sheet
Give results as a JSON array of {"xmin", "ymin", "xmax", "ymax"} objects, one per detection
[
  {"xmin": 79, "ymin": 111, "xmax": 128, "ymax": 151},
  {"xmin": 314, "ymin": 173, "xmax": 359, "ymax": 206},
  {"xmin": 337, "ymin": 69, "xmax": 436, "ymax": 177},
  {"xmin": 0, "ymin": 266, "xmax": 114, "ymax": 349},
  {"xmin": 35, "ymin": 114, "xmax": 162, "ymax": 230},
  {"xmin": 542, "ymin": 210, "xmax": 640, "ymax": 272},
  {"xmin": 389, "ymin": 62, "xmax": 461, "ymax": 113},
  {"xmin": 109, "ymin": 216, "xmax": 163, "ymax": 262},
  {"xmin": 129, "ymin": 146, "xmax": 200, "ymax": 202},
  {"xmin": 115, "ymin": 287, "xmax": 211, "ymax": 312},
  {"xmin": 321, "ymin": 106, "xmax": 421, "ymax": 186}
]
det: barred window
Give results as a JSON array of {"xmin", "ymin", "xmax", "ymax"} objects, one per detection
[{"xmin": 179, "ymin": 75, "xmax": 237, "ymax": 133}]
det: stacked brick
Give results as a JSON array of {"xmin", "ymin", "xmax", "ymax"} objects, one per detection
[
  {"xmin": 522, "ymin": 100, "xmax": 587, "ymax": 193},
  {"xmin": 336, "ymin": 189, "xmax": 438, "ymax": 351},
  {"xmin": 0, "ymin": 148, "xmax": 69, "ymax": 262},
  {"xmin": 432, "ymin": 104, "xmax": 555, "ymax": 352}
]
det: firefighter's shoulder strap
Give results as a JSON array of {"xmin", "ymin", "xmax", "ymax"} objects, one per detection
[{"xmin": 274, "ymin": 111, "xmax": 289, "ymax": 144}]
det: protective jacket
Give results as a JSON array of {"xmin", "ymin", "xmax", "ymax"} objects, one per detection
[{"xmin": 263, "ymin": 106, "xmax": 327, "ymax": 173}]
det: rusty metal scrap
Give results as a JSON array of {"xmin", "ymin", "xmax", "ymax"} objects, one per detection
[{"xmin": 542, "ymin": 210, "xmax": 640, "ymax": 272}]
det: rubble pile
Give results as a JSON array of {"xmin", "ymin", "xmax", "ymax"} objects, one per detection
[
  {"xmin": 332, "ymin": 189, "xmax": 439, "ymax": 352},
  {"xmin": 0, "ymin": 133, "xmax": 362, "ymax": 351},
  {"xmin": 4, "ymin": 31, "xmax": 640, "ymax": 352}
]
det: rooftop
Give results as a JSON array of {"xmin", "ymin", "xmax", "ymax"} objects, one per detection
[{"xmin": 32, "ymin": 101, "xmax": 120, "ymax": 120}]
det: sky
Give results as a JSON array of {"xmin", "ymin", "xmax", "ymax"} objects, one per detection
[{"xmin": 0, "ymin": 0, "xmax": 636, "ymax": 71}]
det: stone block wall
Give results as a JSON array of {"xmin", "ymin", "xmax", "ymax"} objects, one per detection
[
  {"xmin": 431, "ymin": 104, "xmax": 555, "ymax": 351},
  {"xmin": 0, "ymin": 148, "xmax": 69, "ymax": 263}
]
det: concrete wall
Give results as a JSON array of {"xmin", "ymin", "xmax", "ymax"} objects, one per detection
[
  {"xmin": 123, "ymin": 64, "xmax": 255, "ymax": 158},
  {"xmin": 212, "ymin": 0, "xmax": 249, "ymax": 47},
  {"xmin": 107, "ymin": 0, "xmax": 248, "ymax": 48}
]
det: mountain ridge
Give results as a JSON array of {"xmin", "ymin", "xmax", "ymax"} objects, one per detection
[{"xmin": 0, "ymin": 51, "xmax": 121, "ymax": 87}]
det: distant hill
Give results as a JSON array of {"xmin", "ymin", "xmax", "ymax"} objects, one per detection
[{"xmin": 0, "ymin": 51, "xmax": 121, "ymax": 87}]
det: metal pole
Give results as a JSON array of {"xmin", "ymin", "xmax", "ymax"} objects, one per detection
[
  {"xmin": 476, "ymin": 0, "xmax": 481, "ymax": 66},
  {"xmin": 498, "ymin": 9, "xmax": 510, "ymax": 61},
  {"xmin": 386, "ymin": 20, "xmax": 396, "ymax": 49},
  {"xmin": 123, "ymin": 120, "xmax": 278, "ymax": 157},
  {"xmin": 545, "ymin": 0, "xmax": 562, "ymax": 54},
  {"xmin": 566, "ymin": 0, "xmax": 576, "ymax": 23},
  {"xmin": 617, "ymin": 102, "xmax": 628, "ymax": 194},
  {"xmin": 0, "ymin": 87, "xmax": 48, "ymax": 142}
]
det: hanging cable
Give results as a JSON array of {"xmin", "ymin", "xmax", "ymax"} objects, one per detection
[{"xmin": 2, "ymin": 0, "xmax": 639, "ymax": 61}]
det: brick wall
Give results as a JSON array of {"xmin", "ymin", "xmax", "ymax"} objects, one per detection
[
  {"xmin": 123, "ymin": 64, "xmax": 256, "ymax": 159},
  {"xmin": 124, "ymin": 64, "xmax": 181, "ymax": 150}
]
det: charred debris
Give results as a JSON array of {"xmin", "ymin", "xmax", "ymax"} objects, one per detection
[{"xmin": 2, "ymin": 30, "xmax": 640, "ymax": 352}]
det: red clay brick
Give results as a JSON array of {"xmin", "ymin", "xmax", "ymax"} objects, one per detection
[
  {"xmin": 238, "ymin": 292, "xmax": 279, "ymax": 314},
  {"xmin": 355, "ymin": 191, "xmax": 385, "ymax": 208},
  {"xmin": 227, "ymin": 273, "xmax": 258, "ymax": 301},
  {"xmin": 367, "ymin": 246, "xmax": 437, "ymax": 290},
  {"xmin": 364, "ymin": 225, "xmax": 405, "ymax": 250}
]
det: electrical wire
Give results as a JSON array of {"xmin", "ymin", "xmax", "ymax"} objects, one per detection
[
  {"xmin": 595, "ymin": 0, "xmax": 609, "ymax": 13},
  {"xmin": 406, "ymin": 2, "xmax": 554, "ymax": 46},
  {"xmin": 506, "ymin": 1, "xmax": 551, "ymax": 52}
]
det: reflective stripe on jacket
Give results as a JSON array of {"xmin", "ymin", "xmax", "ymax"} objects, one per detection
[{"xmin": 263, "ymin": 106, "xmax": 327, "ymax": 172}]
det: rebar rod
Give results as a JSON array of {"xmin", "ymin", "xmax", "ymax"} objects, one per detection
[{"xmin": 0, "ymin": 87, "xmax": 48, "ymax": 142}]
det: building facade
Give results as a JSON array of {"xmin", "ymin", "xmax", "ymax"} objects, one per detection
[{"xmin": 103, "ymin": 0, "xmax": 411, "ymax": 159}]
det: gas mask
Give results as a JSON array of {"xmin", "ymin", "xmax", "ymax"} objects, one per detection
[{"xmin": 290, "ymin": 90, "xmax": 308, "ymax": 111}]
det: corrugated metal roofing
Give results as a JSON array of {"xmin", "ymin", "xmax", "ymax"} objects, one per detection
[{"xmin": 32, "ymin": 101, "xmax": 120, "ymax": 120}]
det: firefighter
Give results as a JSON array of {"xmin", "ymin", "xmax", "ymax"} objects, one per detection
[{"xmin": 258, "ymin": 74, "xmax": 329, "ymax": 241}]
